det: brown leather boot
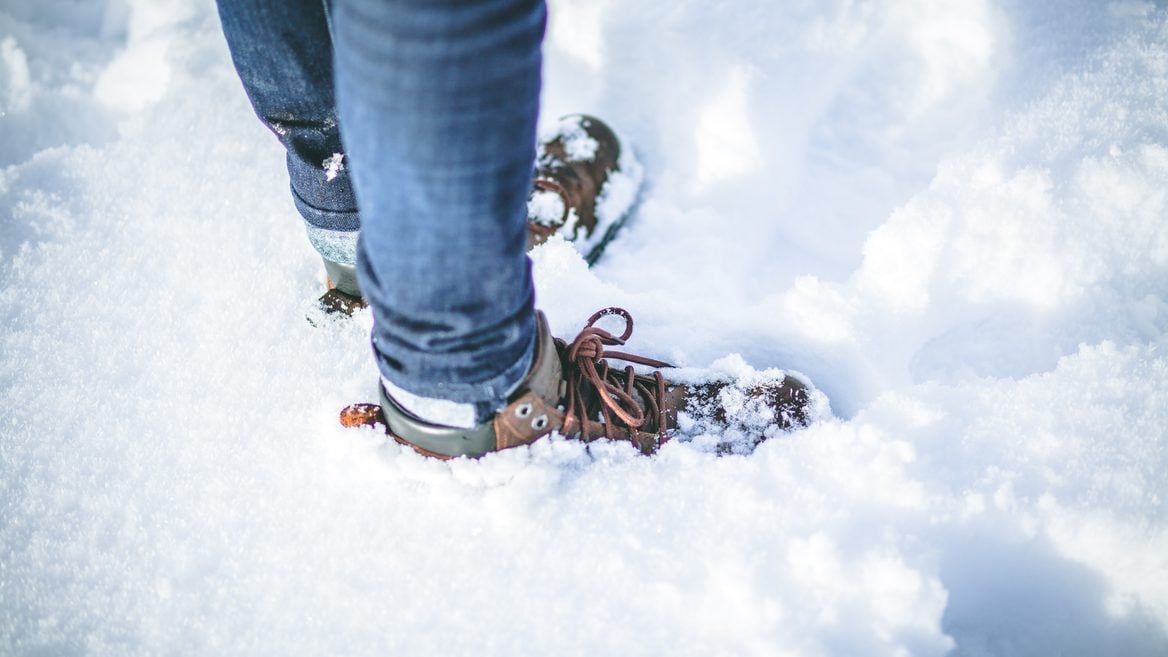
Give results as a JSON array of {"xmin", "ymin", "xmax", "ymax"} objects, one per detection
[
  {"xmin": 527, "ymin": 115, "xmax": 642, "ymax": 265},
  {"xmin": 316, "ymin": 115, "xmax": 640, "ymax": 317},
  {"xmin": 340, "ymin": 308, "xmax": 815, "ymax": 458},
  {"xmin": 317, "ymin": 258, "xmax": 367, "ymax": 316}
]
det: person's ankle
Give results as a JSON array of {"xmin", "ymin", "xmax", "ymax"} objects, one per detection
[
  {"xmin": 379, "ymin": 341, "xmax": 535, "ymax": 429},
  {"xmin": 380, "ymin": 377, "xmax": 480, "ymax": 429}
]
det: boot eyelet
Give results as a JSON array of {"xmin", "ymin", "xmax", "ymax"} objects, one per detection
[
  {"xmin": 515, "ymin": 402, "xmax": 533, "ymax": 418},
  {"xmin": 531, "ymin": 414, "xmax": 549, "ymax": 431}
]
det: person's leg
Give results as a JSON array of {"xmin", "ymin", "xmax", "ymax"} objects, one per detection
[
  {"xmin": 331, "ymin": 0, "xmax": 544, "ymax": 420},
  {"xmin": 331, "ymin": 0, "xmax": 544, "ymax": 424},
  {"xmin": 216, "ymin": 0, "xmax": 360, "ymax": 285}
]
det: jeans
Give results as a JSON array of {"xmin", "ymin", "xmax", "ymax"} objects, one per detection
[{"xmin": 217, "ymin": 0, "xmax": 543, "ymax": 414}]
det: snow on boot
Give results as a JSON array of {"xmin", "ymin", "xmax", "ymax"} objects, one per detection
[
  {"xmin": 527, "ymin": 115, "xmax": 643, "ymax": 265},
  {"xmin": 315, "ymin": 115, "xmax": 641, "ymax": 318},
  {"xmin": 316, "ymin": 258, "xmax": 366, "ymax": 317}
]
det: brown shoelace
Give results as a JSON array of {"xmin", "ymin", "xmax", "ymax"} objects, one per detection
[{"xmin": 556, "ymin": 308, "xmax": 675, "ymax": 442}]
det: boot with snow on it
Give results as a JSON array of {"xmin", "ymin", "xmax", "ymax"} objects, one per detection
[
  {"xmin": 339, "ymin": 308, "xmax": 817, "ymax": 458},
  {"xmin": 317, "ymin": 258, "xmax": 366, "ymax": 316},
  {"xmin": 526, "ymin": 114, "xmax": 643, "ymax": 265},
  {"xmin": 316, "ymin": 115, "xmax": 641, "ymax": 317}
]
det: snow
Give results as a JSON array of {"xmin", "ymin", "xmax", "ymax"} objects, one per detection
[
  {"xmin": 321, "ymin": 153, "xmax": 344, "ymax": 182},
  {"xmin": 544, "ymin": 119, "xmax": 600, "ymax": 162},
  {"xmin": 589, "ymin": 138, "xmax": 644, "ymax": 253},
  {"xmin": 2, "ymin": 1, "xmax": 1167, "ymax": 656},
  {"xmin": 526, "ymin": 187, "xmax": 565, "ymax": 227}
]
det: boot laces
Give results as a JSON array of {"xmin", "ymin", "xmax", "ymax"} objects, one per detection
[{"xmin": 556, "ymin": 308, "xmax": 674, "ymax": 442}]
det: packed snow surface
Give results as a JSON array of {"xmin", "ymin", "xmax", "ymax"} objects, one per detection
[{"xmin": 3, "ymin": 1, "xmax": 1168, "ymax": 655}]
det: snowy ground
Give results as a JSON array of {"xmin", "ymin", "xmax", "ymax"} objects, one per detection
[{"xmin": 3, "ymin": 1, "xmax": 1167, "ymax": 655}]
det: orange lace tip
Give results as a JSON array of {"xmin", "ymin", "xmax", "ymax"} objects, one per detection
[{"xmin": 339, "ymin": 403, "xmax": 385, "ymax": 429}]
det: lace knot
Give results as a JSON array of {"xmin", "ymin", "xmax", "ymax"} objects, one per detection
[{"xmin": 557, "ymin": 308, "xmax": 675, "ymax": 443}]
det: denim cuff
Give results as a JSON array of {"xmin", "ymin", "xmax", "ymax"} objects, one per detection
[
  {"xmin": 287, "ymin": 152, "xmax": 360, "ymax": 264},
  {"xmin": 287, "ymin": 151, "xmax": 360, "ymax": 233},
  {"xmin": 374, "ymin": 327, "xmax": 536, "ymax": 412}
]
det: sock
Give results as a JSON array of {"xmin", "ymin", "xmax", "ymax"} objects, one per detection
[
  {"xmin": 381, "ymin": 377, "xmax": 479, "ymax": 429},
  {"xmin": 379, "ymin": 345, "xmax": 533, "ymax": 428}
]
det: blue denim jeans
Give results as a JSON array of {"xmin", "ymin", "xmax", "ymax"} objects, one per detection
[{"xmin": 218, "ymin": 0, "xmax": 542, "ymax": 414}]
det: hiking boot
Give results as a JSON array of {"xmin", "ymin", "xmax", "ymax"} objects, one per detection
[
  {"xmin": 339, "ymin": 308, "xmax": 816, "ymax": 458},
  {"xmin": 315, "ymin": 115, "xmax": 641, "ymax": 317},
  {"xmin": 317, "ymin": 258, "xmax": 367, "ymax": 316},
  {"xmin": 527, "ymin": 115, "xmax": 643, "ymax": 265}
]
